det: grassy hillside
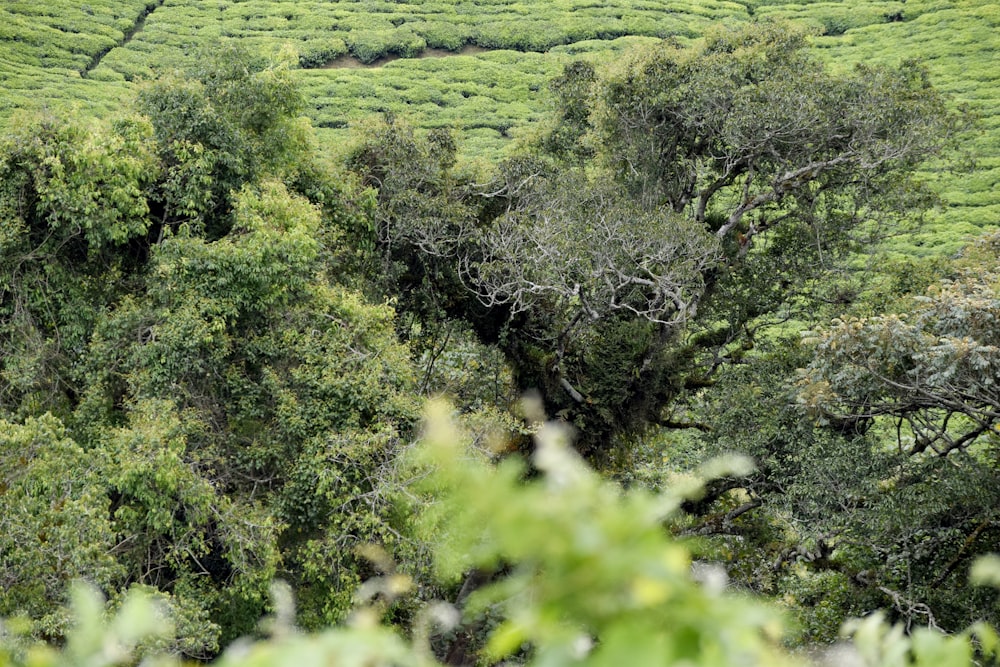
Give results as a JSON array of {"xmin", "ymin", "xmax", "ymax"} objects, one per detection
[{"xmin": 1, "ymin": 0, "xmax": 995, "ymax": 252}]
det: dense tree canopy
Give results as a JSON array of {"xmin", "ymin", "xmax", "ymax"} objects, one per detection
[
  {"xmin": 0, "ymin": 17, "xmax": 991, "ymax": 667},
  {"xmin": 661, "ymin": 226, "xmax": 1000, "ymax": 639},
  {"xmin": 0, "ymin": 45, "xmax": 418, "ymax": 654},
  {"xmin": 351, "ymin": 22, "xmax": 962, "ymax": 455},
  {"xmin": 339, "ymin": 21, "xmax": 990, "ymax": 649}
]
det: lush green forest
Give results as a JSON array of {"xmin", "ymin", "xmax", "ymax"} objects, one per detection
[{"xmin": 1, "ymin": 1, "xmax": 999, "ymax": 666}]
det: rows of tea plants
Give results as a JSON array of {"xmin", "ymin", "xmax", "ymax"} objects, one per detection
[
  {"xmin": 0, "ymin": 1, "xmax": 150, "ymax": 121},
  {"xmin": 1, "ymin": 0, "xmax": 749, "ymax": 156},
  {"xmin": 810, "ymin": 0, "xmax": 1000, "ymax": 255},
  {"xmin": 298, "ymin": 36, "xmax": 663, "ymax": 161},
  {"xmin": 0, "ymin": 0, "xmax": 996, "ymax": 251},
  {"xmin": 87, "ymin": 0, "xmax": 745, "ymax": 77},
  {"xmin": 0, "ymin": 0, "xmax": 152, "ymax": 72}
]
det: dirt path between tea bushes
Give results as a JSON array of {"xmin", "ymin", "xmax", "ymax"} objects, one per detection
[{"xmin": 83, "ymin": 0, "xmax": 165, "ymax": 77}]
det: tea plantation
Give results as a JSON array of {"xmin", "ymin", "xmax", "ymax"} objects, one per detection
[{"xmin": 1, "ymin": 0, "xmax": 996, "ymax": 254}]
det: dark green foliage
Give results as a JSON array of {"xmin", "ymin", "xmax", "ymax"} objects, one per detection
[
  {"xmin": 344, "ymin": 21, "xmax": 961, "ymax": 459},
  {"xmin": 0, "ymin": 114, "xmax": 159, "ymax": 419},
  {"xmin": 684, "ymin": 342, "xmax": 890, "ymax": 640},
  {"xmin": 539, "ymin": 60, "xmax": 597, "ymax": 162},
  {"xmin": 457, "ymin": 21, "xmax": 957, "ymax": 454},
  {"xmin": 136, "ymin": 42, "xmax": 309, "ymax": 238},
  {"xmin": 343, "ymin": 116, "xmax": 494, "ymax": 348},
  {"xmin": 0, "ymin": 415, "xmax": 121, "ymax": 637},
  {"xmin": 683, "ymin": 233, "xmax": 1000, "ymax": 639},
  {"xmin": 2, "ymin": 408, "xmax": 997, "ymax": 666},
  {"xmin": 0, "ymin": 49, "xmax": 418, "ymax": 654},
  {"xmin": 75, "ymin": 185, "xmax": 416, "ymax": 644},
  {"xmin": 800, "ymin": 231, "xmax": 1000, "ymax": 457},
  {"xmin": 463, "ymin": 168, "xmax": 720, "ymax": 454}
]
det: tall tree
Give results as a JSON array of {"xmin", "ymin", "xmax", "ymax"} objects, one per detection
[
  {"xmin": 0, "ymin": 114, "xmax": 159, "ymax": 419},
  {"xmin": 462, "ymin": 21, "xmax": 962, "ymax": 454},
  {"xmin": 136, "ymin": 42, "xmax": 311, "ymax": 239}
]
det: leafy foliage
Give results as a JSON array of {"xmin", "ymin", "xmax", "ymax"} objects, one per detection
[
  {"xmin": 677, "ymin": 234, "xmax": 1000, "ymax": 640},
  {"xmin": 4, "ymin": 407, "xmax": 1000, "ymax": 667},
  {"xmin": 136, "ymin": 43, "xmax": 310, "ymax": 237},
  {"xmin": 0, "ymin": 4, "xmax": 998, "ymax": 660},
  {"xmin": 416, "ymin": 401, "xmax": 797, "ymax": 666},
  {"xmin": 0, "ymin": 47, "xmax": 418, "ymax": 653},
  {"xmin": 0, "ymin": 416, "xmax": 120, "ymax": 638},
  {"xmin": 0, "ymin": 114, "xmax": 159, "ymax": 419},
  {"xmin": 800, "ymin": 231, "xmax": 1000, "ymax": 456}
]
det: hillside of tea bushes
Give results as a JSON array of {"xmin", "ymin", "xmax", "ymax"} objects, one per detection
[{"xmin": 0, "ymin": 0, "xmax": 996, "ymax": 253}]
